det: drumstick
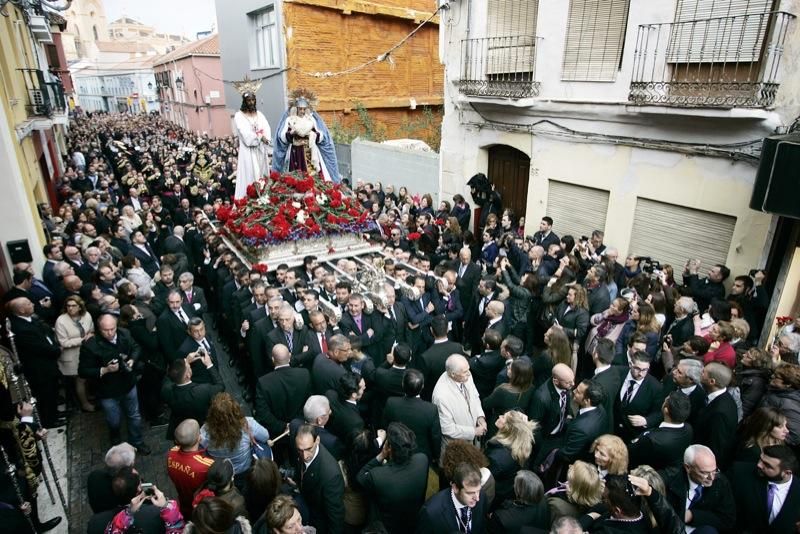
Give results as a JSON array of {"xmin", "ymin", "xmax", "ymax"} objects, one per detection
[{"xmin": 268, "ymin": 428, "xmax": 290, "ymax": 447}]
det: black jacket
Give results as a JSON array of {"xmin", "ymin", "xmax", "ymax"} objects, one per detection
[
  {"xmin": 628, "ymin": 423, "xmax": 693, "ymax": 471},
  {"xmin": 78, "ymin": 328, "xmax": 141, "ymax": 399},
  {"xmin": 557, "ymin": 406, "xmax": 607, "ymax": 464},
  {"xmin": 298, "ymin": 443, "xmax": 345, "ymax": 534},
  {"xmin": 382, "ymin": 396, "xmax": 442, "ymax": 462},
  {"xmin": 156, "ymin": 305, "xmax": 195, "ymax": 360},
  {"xmin": 470, "ymin": 350, "xmax": 506, "ymax": 399},
  {"xmin": 8, "ymin": 315, "xmax": 60, "ymax": 380},
  {"xmin": 591, "ymin": 366, "xmax": 623, "ymax": 434},
  {"xmin": 254, "ymin": 366, "xmax": 311, "ymax": 437},
  {"xmin": 416, "ymin": 487, "xmax": 488, "ymax": 534},
  {"xmin": 486, "ymin": 441, "xmax": 521, "ymax": 507},
  {"xmin": 417, "ymin": 340, "xmax": 466, "ymax": 400},
  {"xmin": 660, "ymin": 465, "xmax": 735, "ymax": 532},
  {"xmin": 729, "ymin": 460, "xmax": 800, "ymax": 534},
  {"xmin": 613, "ymin": 373, "xmax": 663, "ymax": 442},
  {"xmin": 161, "ymin": 365, "xmax": 224, "ymax": 439},
  {"xmin": 356, "ymin": 453, "xmax": 429, "ymax": 534},
  {"xmin": 736, "ymin": 366, "xmax": 770, "ymax": 419},
  {"xmin": 311, "ymin": 353, "xmax": 347, "ymax": 396},
  {"xmin": 694, "ymin": 390, "xmax": 738, "ymax": 469}
]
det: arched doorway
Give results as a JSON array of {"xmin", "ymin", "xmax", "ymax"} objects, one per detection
[{"xmin": 488, "ymin": 145, "xmax": 530, "ymax": 223}]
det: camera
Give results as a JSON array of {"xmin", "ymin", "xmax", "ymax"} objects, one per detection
[
  {"xmin": 749, "ymin": 269, "xmax": 762, "ymax": 278},
  {"xmin": 279, "ymin": 466, "xmax": 296, "ymax": 480},
  {"xmin": 636, "ymin": 256, "xmax": 662, "ymax": 276},
  {"xmin": 141, "ymin": 483, "xmax": 155, "ymax": 497}
]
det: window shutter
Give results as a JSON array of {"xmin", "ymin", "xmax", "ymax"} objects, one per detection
[
  {"xmin": 562, "ymin": 0, "xmax": 631, "ymax": 81},
  {"xmin": 486, "ymin": 0, "xmax": 539, "ymax": 75},
  {"xmin": 669, "ymin": 0, "xmax": 774, "ymax": 62},
  {"xmin": 628, "ymin": 198, "xmax": 736, "ymax": 284},
  {"xmin": 546, "ymin": 181, "xmax": 610, "ymax": 240}
]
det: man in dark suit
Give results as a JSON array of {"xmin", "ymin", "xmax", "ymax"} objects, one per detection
[
  {"xmin": 417, "ymin": 315, "xmax": 465, "ymax": 401},
  {"xmin": 417, "ymin": 463, "xmax": 487, "ymax": 534},
  {"xmin": 177, "ymin": 318, "xmax": 219, "ymax": 384},
  {"xmin": 254, "ymin": 344, "xmax": 311, "ymax": 437},
  {"xmin": 403, "ymin": 275, "xmax": 441, "ymax": 354},
  {"xmin": 530, "ymin": 363, "xmax": 575, "ymax": 466},
  {"xmin": 311, "ymin": 335, "xmax": 350, "ymax": 395},
  {"xmin": 532, "ymin": 216, "xmax": 560, "ymax": 251},
  {"xmin": 383, "ymin": 369, "xmax": 442, "ymax": 463},
  {"xmin": 338, "ymin": 293, "xmax": 381, "ymax": 362},
  {"xmin": 266, "ymin": 304, "xmax": 315, "ymax": 369},
  {"xmin": 729, "ymin": 445, "xmax": 800, "ymax": 534},
  {"xmin": 695, "ymin": 362, "xmax": 738, "ymax": 469},
  {"xmin": 660, "ymin": 444, "xmax": 735, "ymax": 532},
  {"xmin": 289, "ymin": 396, "xmax": 345, "ymax": 461},
  {"xmin": 628, "ymin": 391, "xmax": 694, "ymax": 471},
  {"xmin": 305, "ymin": 310, "xmax": 334, "ymax": 362},
  {"xmin": 590, "ymin": 338, "xmax": 623, "ymax": 434},
  {"xmin": 614, "ymin": 351, "xmax": 663, "ymax": 443},
  {"xmin": 248, "ymin": 297, "xmax": 282, "ymax": 377},
  {"xmin": 384, "ymin": 283, "xmax": 409, "ymax": 349},
  {"xmin": 556, "ymin": 379, "xmax": 607, "ymax": 465},
  {"xmin": 161, "ymin": 353, "xmax": 224, "ymax": 439},
  {"xmin": 357, "ymin": 422, "xmax": 429, "ymax": 534},
  {"xmin": 7, "ymin": 297, "xmax": 63, "ymax": 428},
  {"xmin": 455, "ymin": 248, "xmax": 481, "ymax": 323},
  {"xmin": 162, "ymin": 226, "xmax": 192, "ymax": 270},
  {"xmin": 128, "ymin": 229, "xmax": 160, "ymax": 277},
  {"xmin": 157, "ymin": 290, "xmax": 195, "ymax": 361},
  {"xmin": 324, "ymin": 372, "xmax": 366, "ymax": 445},
  {"xmin": 294, "ymin": 424, "xmax": 345, "ymax": 534},
  {"xmin": 178, "ymin": 272, "xmax": 208, "ymax": 315},
  {"xmin": 469, "ymin": 329, "xmax": 505, "ymax": 399},
  {"xmin": 464, "ymin": 276, "xmax": 500, "ymax": 354},
  {"xmin": 664, "ymin": 358, "xmax": 707, "ymax": 428},
  {"xmin": 374, "ymin": 343, "xmax": 411, "ymax": 400}
]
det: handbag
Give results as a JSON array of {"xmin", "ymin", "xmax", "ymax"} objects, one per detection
[{"xmin": 246, "ymin": 423, "xmax": 272, "ymax": 460}]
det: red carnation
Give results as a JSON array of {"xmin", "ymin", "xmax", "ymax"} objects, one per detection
[
  {"xmin": 435, "ymin": 218, "xmax": 445, "ymax": 225},
  {"xmin": 269, "ymin": 170, "xmax": 281, "ymax": 180},
  {"xmin": 326, "ymin": 214, "xmax": 337, "ymax": 224},
  {"xmin": 246, "ymin": 184, "xmax": 258, "ymax": 199},
  {"xmin": 407, "ymin": 232, "xmax": 422, "ymax": 241},
  {"xmin": 253, "ymin": 262, "xmax": 269, "ymax": 273}
]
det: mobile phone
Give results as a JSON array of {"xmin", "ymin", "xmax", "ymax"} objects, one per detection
[{"xmin": 141, "ymin": 482, "xmax": 155, "ymax": 496}]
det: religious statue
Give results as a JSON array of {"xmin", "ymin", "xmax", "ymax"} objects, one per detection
[
  {"xmin": 231, "ymin": 78, "xmax": 271, "ymax": 199},
  {"xmin": 272, "ymin": 88, "xmax": 340, "ymax": 183}
]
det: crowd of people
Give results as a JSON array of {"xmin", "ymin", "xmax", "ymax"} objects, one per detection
[{"xmin": 1, "ymin": 110, "xmax": 799, "ymax": 534}]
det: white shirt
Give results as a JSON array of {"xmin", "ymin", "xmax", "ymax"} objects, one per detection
[
  {"xmin": 450, "ymin": 490, "xmax": 472, "ymax": 531},
  {"xmin": 659, "ymin": 422, "xmax": 685, "ymax": 429},
  {"xmin": 769, "ymin": 476, "xmax": 793, "ymax": 524},
  {"xmin": 304, "ymin": 444, "xmax": 320, "ymax": 470},
  {"xmin": 706, "ymin": 389, "xmax": 726, "ymax": 404},
  {"xmin": 579, "ymin": 406, "xmax": 597, "ymax": 415},
  {"xmin": 681, "ymin": 384, "xmax": 697, "ymax": 396},
  {"xmin": 619, "ymin": 373, "xmax": 644, "ymax": 402},
  {"xmin": 594, "ymin": 364, "xmax": 611, "ymax": 376}
]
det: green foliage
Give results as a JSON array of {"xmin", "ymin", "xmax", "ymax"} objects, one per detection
[
  {"xmin": 329, "ymin": 103, "xmax": 387, "ymax": 144},
  {"xmin": 397, "ymin": 106, "xmax": 442, "ymax": 152},
  {"xmin": 329, "ymin": 103, "xmax": 443, "ymax": 152}
]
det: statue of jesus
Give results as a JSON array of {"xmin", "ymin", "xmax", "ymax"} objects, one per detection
[{"xmin": 233, "ymin": 90, "xmax": 271, "ymax": 200}]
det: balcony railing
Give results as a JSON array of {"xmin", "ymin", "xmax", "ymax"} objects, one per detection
[
  {"xmin": 459, "ymin": 35, "xmax": 541, "ymax": 99},
  {"xmin": 629, "ymin": 11, "xmax": 794, "ymax": 108},
  {"xmin": 19, "ymin": 68, "xmax": 66, "ymax": 116}
]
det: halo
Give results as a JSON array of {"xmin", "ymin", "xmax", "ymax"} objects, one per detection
[{"xmin": 232, "ymin": 76, "xmax": 263, "ymax": 97}]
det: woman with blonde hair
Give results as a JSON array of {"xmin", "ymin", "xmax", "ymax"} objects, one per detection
[
  {"xmin": 485, "ymin": 410, "xmax": 538, "ymax": 508},
  {"xmin": 200, "ymin": 393, "xmax": 270, "ymax": 489},
  {"xmin": 591, "ymin": 434, "xmax": 629, "ymax": 477},
  {"xmin": 546, "ymin": 460, "xmax": 604, "ymax": 523},
  {"xmin": 543, "ymin": 326, "xmax": 572, "ymax": 370},
  {"xmin": 55, "ymin": 295, "xmax": 95, "ymax": 412},
  {"xmin": 616, "ymin": 301, "xmax": 661, "ymax": 360}
]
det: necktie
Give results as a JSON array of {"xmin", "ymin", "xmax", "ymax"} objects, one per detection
[
  {"xmin": 355, "ymin": 315, "xmax": 362, "ymax": 332},
  {"xmin": 285, "ymin": 331, "xmax": 293, "ymax": 352},
  {"xmin": 320, "ymin": 334, "xmax": 328, "ymax": 353},
  {"xmin": 186, "ymin": 291, "xmax": 192, "ymax": 303},
  {"xmin": 458, "ymin": 264, "xmax": 466, "ymax": 278},
  {"xmin": 459, "ymin": 506, "xmax": 471, "ymax": 534},
  {"xmin": 176, "ymin": 310, "xmax": 187, "ymax": 326},
  {"xmin": 202, "ymin": 338, "xmax": 211, "ymax": 352},
  {"xmin": 623, "ymin": 379, "xmax": 636, "ymax": 405},
  {"xmin": 690, "ymin": 485, "xmax": 703, "ymax": 507},
  {"xmin": 555, "ymin": 390, "xmax": 568, "ymax": 433},
  {"xmin": 767, "ymin": 482, "xmax": 777, "ymax": 522},
  {"xmin": 459, "ymin": 383, "xmax": 470, "ymax": 404}
]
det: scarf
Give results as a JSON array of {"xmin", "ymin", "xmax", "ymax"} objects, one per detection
[
  {"xmin": 623, "ymin": 266, "xmax": 641, "ymax": 279},
  {"xmin": 597, "ymin": 311, "xmax": 629, "ymax": 338}
]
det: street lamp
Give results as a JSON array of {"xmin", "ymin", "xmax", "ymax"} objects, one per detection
[
  {"xmin": 147, "ymin": 82, "xmax": 153, "ymax": 91},
  {"xmin": 175, "ymin": 77, "xmax": 184, "ymax": 91}
]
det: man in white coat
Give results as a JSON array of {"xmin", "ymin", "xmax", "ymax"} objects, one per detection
[{"xmin": 432, "ymin": 354, "xmax": 487, "ymax": 447}]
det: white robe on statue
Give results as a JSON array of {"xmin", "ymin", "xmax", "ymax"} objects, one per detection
[{"xmin": 233, "ymin": 110, "xmax": 271, "ymax": 200}]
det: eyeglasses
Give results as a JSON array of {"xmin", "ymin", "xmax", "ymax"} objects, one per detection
[
  {"xmin": 631, "ymin": 365, "xmax": 650, "ymax": 374},
  {"xmin": 693, "ymin": 467, "xmax": 720, "ymax": 478}
]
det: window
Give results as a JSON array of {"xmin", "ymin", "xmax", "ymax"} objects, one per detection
[
  {"xmin": 488, "ymin": 0, "xmax": 538, "ymax": 37},
  {"xmin": 485, "ymin": 0, "xmax": 539, "ymax": 76},
  {"xmin": 250, "ymin": 7, "xmax": 279, "ymax": 69},
  {"xmin": 562, "ymin": 0, "xmax": 630, "ymax": 81},
  {"xmin": 669, "ymin": 0, "xmax": 773, "ymax": 63}
]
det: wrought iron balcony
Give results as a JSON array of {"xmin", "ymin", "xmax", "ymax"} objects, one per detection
[
  {"xmin": 459, "ymin": 35, "xmax": 541, "ymax": 99},
  {"xmin": 630, "ymin": 11, "xmax": 794, "ymax": 108},
  {"xmin": 19, "ymin": 68, "xmax": 66, "ymax": 117}
]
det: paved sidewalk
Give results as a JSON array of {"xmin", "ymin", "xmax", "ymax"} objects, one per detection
[{"xmin": 55, "ymin": 326, "xmax": 245, "ymax": 534}]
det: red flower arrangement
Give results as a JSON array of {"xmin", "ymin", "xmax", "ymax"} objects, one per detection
[
  {"xmin": 216, "ymin": 170, "xmax": 375, "ymax": 247},
  {"xmin": 776, "ymin": 316, "xmax": 795, "ymax": 327},
  {"xmin": 407, "ymin": 232, "xmax": 422, "ymax": 241},
  {"xmin": 252, "ymin": 262, "xmax": 269, "ymax": 273}
]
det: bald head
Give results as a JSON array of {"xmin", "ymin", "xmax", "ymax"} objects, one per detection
[
  {"xmin": 9, "ymin": 297, "xmax": 34, "ymax": 317},
  {"xmin": 487, "ymin": 300, "xmax": 505, "ymax": 319},
  {"xmin": 552, "ymin": 363, "xmax": 575, "ymax": 390},
  {"xmin": 445, "ymin": 354, "xmax": 470, "ymax": 383},
  {"xmin": 174, "ymin": 419, "xmax": 200, "ymax": 448},
  {"xmin": 63, "ymin": 274, "xmax": 82, "ymax": 292},
  {"xmin": 271, "ymin": 344, "xmax": 291, "ymax": 366}
]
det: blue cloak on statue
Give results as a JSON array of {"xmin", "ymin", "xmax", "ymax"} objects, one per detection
[{"xmin": 271, "ymin": 109, "xmax": 340, "ymax": 183}]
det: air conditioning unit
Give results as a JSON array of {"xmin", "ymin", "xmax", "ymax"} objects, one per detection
[{"xmin": 28, "ymin": 14, "xmax": 53, "ymax": 43}]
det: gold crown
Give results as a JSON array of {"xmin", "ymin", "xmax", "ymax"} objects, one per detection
[{"xmin": 232, "ymin": 76, "xmax": 263, "ymax": 97}]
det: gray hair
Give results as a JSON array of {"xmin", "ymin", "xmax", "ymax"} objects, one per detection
[
  {"xmin": 445, "ymin": 354, "xmax": 468, "ymax": 376},
  {"xmin": 781, "ymin": 332, "xmax": 800, "ymax": 353},
  {"xmin": 678, "ymin": 359, "xmax": 703, "ymax": 385},
  {"xmin": 178, "ymin": 272, "xmax": 194, "ymax": 283},
  {"xmin": 173, "ymin": 225, "xmax": 185, "ymax": 238},
  {"xmin": 303, "ymin": 395, "xmax": 330, "ymax": 422},
  {"xmin": 327, "ymin": 334, "xmax": 350, "ymax": 353},
  {"xmin": 514, "ymin": 470, "xmax": 544, "ymax": 504},
  {"xmin": 104, "ymin": 442, "xmax": 136, "ymax": 469},
  {"xmin": 550, "ymin": 516, "xmax": 583, "ymax": 534},
  {"xmin": 683, "ymin": 444, "xmax": 714, "ymax": 466},
  {"xmin": 676, "ymin": 297, "xmax": 698, "ymax": 316}
]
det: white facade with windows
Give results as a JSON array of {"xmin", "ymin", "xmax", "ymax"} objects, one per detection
[
  {"xmin": 250, "ymin": 7, "xmax": 279, "ymax": 69},
  {"xmin": 439, "ymin": 0, "xmax": 800, "ymax": 287}
]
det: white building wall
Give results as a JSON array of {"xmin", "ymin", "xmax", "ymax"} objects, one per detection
[{"xmin": 438, "ymin": 0, "xmax": 800, "ymax": 282}]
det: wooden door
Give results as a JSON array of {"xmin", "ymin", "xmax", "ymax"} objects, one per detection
[{"xmin": 488, "ymin": 145, "xmax": 530, "ymax": 221}]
